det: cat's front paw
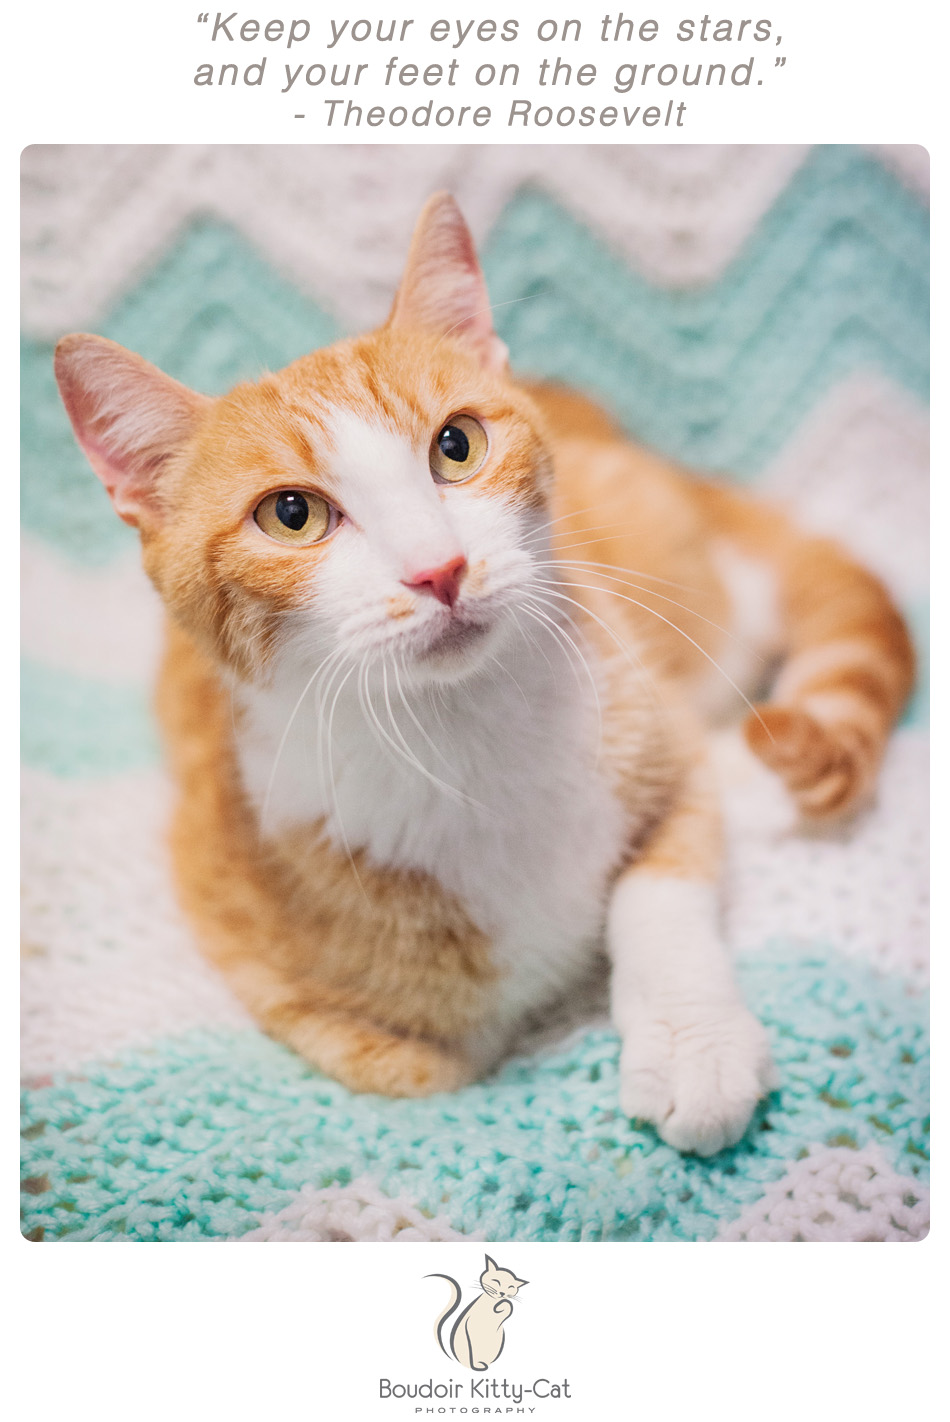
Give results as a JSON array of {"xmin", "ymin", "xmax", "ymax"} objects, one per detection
[{"xmin": 619, "ymin": 999, "xmax": 776, "ymax": 1156}]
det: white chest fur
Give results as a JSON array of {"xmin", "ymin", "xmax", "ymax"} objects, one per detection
[{"xmin": 234, "ymin": 633, "xmax": 629, "ymax": 1026}]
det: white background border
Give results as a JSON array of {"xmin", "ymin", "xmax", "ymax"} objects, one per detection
[{"xmin": 12, "ymin": 3, "xmax": 941, "ymax": 1417}]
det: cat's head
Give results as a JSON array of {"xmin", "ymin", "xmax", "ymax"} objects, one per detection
[
  {"xmin": 480, "ymin": 1254, "xmax": 528, "ymax": 1300},
  {"xmin": 54, "ymin": 194, "xmax": 554, "ymax": 688}
]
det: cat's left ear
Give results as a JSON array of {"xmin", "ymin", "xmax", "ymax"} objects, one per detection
[
  {"xmin": 484, "ymin": 1254, "xmax": 498, "ymax": 1271},
  {"xmin": 515, "ymin": 1278, "xmax": 529, "ymax": 1288},
  {"xmin": 54, "ymin": 334, "xmax": 211, "ymax": 529},
  {"xmin": 388, "ymin": 192, "xmax": 509, "ymax": 372}
]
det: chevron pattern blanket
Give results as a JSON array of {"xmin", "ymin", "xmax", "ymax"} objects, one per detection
[{"xmin": 21, "ymin": 144, "xmax": 929, "ymax": 1242}]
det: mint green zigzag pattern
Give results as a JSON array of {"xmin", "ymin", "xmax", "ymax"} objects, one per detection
[
  {"xmin": 22, "ymin": 146, "xmax": 927, "ymax": 569},
  {"xmin": 20, "ymin": 948, "xmax": 928, "ymax": 1242},
  {"xmin": 483, "ymin": 145, "xmax": 928, "ymax": 474}
]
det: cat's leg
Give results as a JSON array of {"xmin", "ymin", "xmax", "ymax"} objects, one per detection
[
  {"xmin": 222, "ymin": 959, "xmax": 474, "ymax": 1098},
  {"xmin": 607, "ymin": 748, "xmax": 775, "ymax": 1156},
  {"xmin": 167, "ymin": 806, "xmax": 476, "ymax": 1098},
  {"xmin": 692, "ymin": 481, "xmax": 915, "ymax": 819},
  {"xmin": 171, "ymin": 848, "xmax": 478, "ymax": 1100},
  {"xmin": 462, "ymin": 1316, "xmax": 487, "ymax": 1371}
]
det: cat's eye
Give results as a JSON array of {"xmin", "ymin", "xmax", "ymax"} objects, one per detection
[
  {"xmin": 254, "ymin": 490, "xmax": 334, "ymax": 546},
  {"xmin": 430, "ymin": 414, "xmax": 488, "ymax": 484}
]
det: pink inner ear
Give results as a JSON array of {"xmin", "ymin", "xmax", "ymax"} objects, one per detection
[
  {"xmin": 389, "ymin": 193, "xmax": 509, "ymax": 372},
  {"xmin": 55, "ymin": 334, "xmax": 209, "ymax": 527},
  {"xmin": 72, "ymin": 427, "xmax": 147, "ymax": 527}
]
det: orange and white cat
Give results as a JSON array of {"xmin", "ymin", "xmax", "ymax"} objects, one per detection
[
  {"xmin": 430, "ymin": 1256, "xmax": 528, "ymax": 1371},
  {"xmin": 54, "ymin": 194, "xmax": 913, "ymax": 1156}
]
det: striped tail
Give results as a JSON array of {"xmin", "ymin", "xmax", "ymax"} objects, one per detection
[
  {"xmin": 697, "ymin": 482, "xmax": 916, "ymax": 819},
  {"xmin": 427, "ymin": 1274, "xmax": 462, "ymax": 1359}
]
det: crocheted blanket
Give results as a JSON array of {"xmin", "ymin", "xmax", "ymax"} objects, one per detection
[{"xmin": 20, "ymin": 144, "xmax": 929, "ymax": 1242}]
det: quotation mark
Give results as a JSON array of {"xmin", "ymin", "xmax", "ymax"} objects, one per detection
[
  {"xmin": 198, "ymin": 11, "xmax": 209, "ymax": 20},
  {"xmin": 775, "ymin": 56, "xmax": 786, "ymax": 67}
]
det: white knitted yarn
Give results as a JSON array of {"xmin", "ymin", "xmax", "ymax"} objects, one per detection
[
  {"xmin": 760, "ymin": 372, "xmax": 929, "ymax": 608},
  {"xmin": 240, "ymin": 1148, "xmax": 930, "ymax": 1243},
  {"xmin": 20, "ymin": 768, "xmax": 252, "ymax": 1079},
  {"xmin": 21, "ymin": 537, "xmax": 163, "ymax": 683},
  {"xmin": 21, "ymin": 144, "xmax": 925, "ymax": 341},
  {"xmin": 869, "ymin": 144, "xmax": 930, "ymax": 199},
  {"xmin": 237, "ymin": 1177, "xmax": 478, "ymax": 1242},
  {"xmin": 714, "ymin": 727, "xmax": 928, "ymax": 984},
  {"xmin": 719, "ymin": 1145, "xmax": 929, "ymax": 1242}
]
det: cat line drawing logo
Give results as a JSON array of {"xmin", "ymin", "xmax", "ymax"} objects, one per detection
[
  {"xmin": 427, "ymin": 1255, "xmax": 528, "ymax": 1371},
  {"xmin": 376, "ymin": 1257, "xmax": 572, "ymax": 1407}
]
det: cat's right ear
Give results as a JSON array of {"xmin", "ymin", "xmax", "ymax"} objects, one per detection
[
  {"xmin": 388, "ymin": 193, "xmax": 509, "ymax": 372},
  {"xmin": 54, "ymin": 334, "xmax": 210, "ymax": 528}
]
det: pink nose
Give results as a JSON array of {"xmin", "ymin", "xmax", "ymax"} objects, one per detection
[{"xmin": 402, "ymin": 555, "xmax": 467, "ymax": 608}]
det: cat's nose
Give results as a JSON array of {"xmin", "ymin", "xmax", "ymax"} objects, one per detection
[{"xmin": 402, "ymin": 555, "xmax": 467, "ymax": 608}]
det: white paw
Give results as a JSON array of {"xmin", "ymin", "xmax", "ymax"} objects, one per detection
[{"xmin": 619, "ymin": 999, "xmax": 777, "ymax": 1157}]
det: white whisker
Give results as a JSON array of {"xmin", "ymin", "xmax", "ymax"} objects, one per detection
[
  {"xmin": 513, "ymin": 614, "xmax": 556, "ymax": 677},
  {"xmin": 260, "ymin": 644, "xmax": 343, "ymax": 835},
  {"xmin": 544, "ymin": 548, "xmax": 705, "ymax": 594},
  {"xmin": 519, "ymin": 519, "xmax": 707, "ymax": 592},
  {"xmin": 534, "ymin": 560, "xmax": 755, "ymax": 652},
  {"xmin": 518, "ymin": 598, "xmax": 604, "ymax": 757},
  {"xmin": 433, "ymin": 294, "xmax": 542, "ymax": 355},
  {"xmin": 323, "ymin": 658, "xmax": 367, "ymax": 900},
  {"xmin": 366, "ymin": 658, "xmax": 485, "ymax": 812},
  {"xmin": 394, "ymin": 653, "xmax": 456, "ymax": 773},
  {"xmin": 518, "ymin": 504, "xmax": 620, "ymax": 541},
  {"xmin": 526, "ymin": 585, "xmax": 665, "ymax": 716},
  {"xmin": 536, "ymin": 577, "xmax": 772, "ymax": 740},
  {"xmin": 487, "ymin": 653, "xmax": 531, "ymax": 711}
]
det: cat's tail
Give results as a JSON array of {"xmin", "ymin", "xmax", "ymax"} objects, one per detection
[
  {"xmin": 695, "ymin": 480, "xmax": 915, "ymax": 819},
  {"xmin": 427, "ymin": 1275, "xmax": 462, "ymax": 1359}
]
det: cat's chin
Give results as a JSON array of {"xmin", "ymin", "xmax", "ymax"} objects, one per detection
[{"xmin": 409, "ymin": 616, "xmax": 500, "ymax": 685}]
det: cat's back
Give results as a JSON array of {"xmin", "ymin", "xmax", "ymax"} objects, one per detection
[{"xmin": 520, "ymin": 376, "xmax": 716, "ymax": 556}]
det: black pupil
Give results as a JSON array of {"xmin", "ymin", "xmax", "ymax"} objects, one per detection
[
  {"xmin": 438, "ymin": 425, "xmax": 469, "ymax": 463},
  {"xmin": 275, "ymin": 491, "xmax": 309, "ymax": 531}
]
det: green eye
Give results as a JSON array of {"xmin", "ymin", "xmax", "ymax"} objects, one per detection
[
  {"xmin": 430, "ymin": 414, "xmax": 488, "ymax": 484},
  {"xmin": 254, "ymin": 490, "xmax": 332, "ymax": 545}
]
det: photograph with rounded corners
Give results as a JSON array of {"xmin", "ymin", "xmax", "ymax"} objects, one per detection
[{"xmin": 20, "ymin": 143, "xmax": 929, "ymax": 1243}]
